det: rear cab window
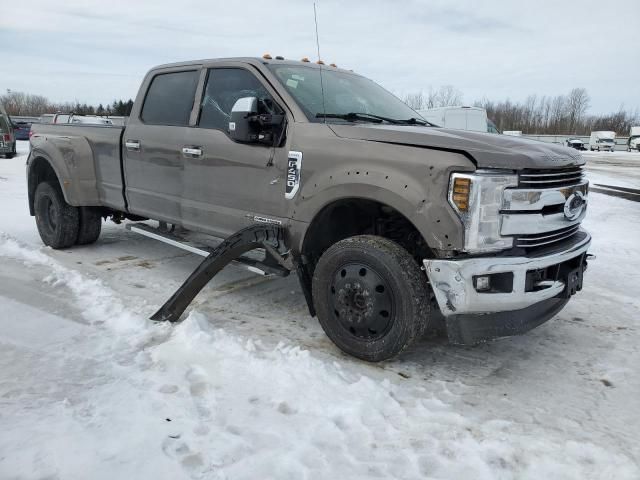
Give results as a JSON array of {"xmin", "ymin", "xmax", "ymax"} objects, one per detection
[{"xmin": 141, "ymin": 70, "xmax": 200, "ymax": 126}]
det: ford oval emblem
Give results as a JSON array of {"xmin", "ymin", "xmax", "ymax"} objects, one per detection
[{"xmin": 564, "ymin": 191, "xmax": 586, "ymax": 221}]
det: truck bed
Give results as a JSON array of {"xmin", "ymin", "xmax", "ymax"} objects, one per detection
[{"xmin": 31, "ymin": 123, "xmax": 126, "ymax": 210}]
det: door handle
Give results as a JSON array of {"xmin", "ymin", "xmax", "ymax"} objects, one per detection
[
  {"xmin": 125, "ymin": 139, "xmax": 140, "ymax": 151},
  {"xmin": 182, "ymin": 146, "xmax": 203, "ymax": 157}
]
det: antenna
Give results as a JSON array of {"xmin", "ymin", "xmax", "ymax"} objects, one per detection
[{"xmin": 313, "ymin": 2, "xmax": 327, "ymax": 123}]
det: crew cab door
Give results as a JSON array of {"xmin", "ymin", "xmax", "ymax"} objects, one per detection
[
  {"xmin": 123, "ymin": 68, "xmax": 200, "ymax": 223},
  {"xmin": 180, "ymin": 65, "xmax": 290, "ymax": 238}
]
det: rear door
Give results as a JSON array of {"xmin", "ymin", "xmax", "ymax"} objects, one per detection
[
  {"xmin": 123, "ymin": 68, "xmax": 200, "ymax": 223},
  {"xmin": 180, "ymin": 65, "xmax": 290, "ymax": 238}
]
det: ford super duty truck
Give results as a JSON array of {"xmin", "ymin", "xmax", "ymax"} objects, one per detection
[{"xmin": 27, "ymin": 56, "xmax": 591, "ymax": 361}]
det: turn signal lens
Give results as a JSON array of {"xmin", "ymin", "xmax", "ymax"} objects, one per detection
[{"xmin": 451, "ymin": 177, "xmax": 471, "ymax": 212}]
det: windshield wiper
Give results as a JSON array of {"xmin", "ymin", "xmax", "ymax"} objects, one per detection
[
  {"xmin": 396, "ymin": 117, "xmax": 435, "ymax": 126},
  {"xmin": 316, "ymin": 112, "xmax": 435, "ymax": 126},
  {"xmin": 316, "ymin": 112, "xmax": 399, "ymax": 124}
]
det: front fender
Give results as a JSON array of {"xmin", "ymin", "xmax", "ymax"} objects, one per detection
[{"xmin": 292, "ymin": 167, "xmax": 466, "ymax": 253}]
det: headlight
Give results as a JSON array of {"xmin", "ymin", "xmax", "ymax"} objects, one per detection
[{"xmin": 448, "ymin": 170, "xmax": 518, "ymax": 253}]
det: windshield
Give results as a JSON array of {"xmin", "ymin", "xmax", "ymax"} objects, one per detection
[
  {"xmin": 600, "ymin": 138, "xmax": 614, "ymax": 143},
  {"xmin": 267, "ymin": 64, "xmax": 422, "ymax": 123}
]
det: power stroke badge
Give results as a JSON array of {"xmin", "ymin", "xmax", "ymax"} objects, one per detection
[{"xmin": 285, "ymin": 151, "xmax": 302, "ymax": 199}]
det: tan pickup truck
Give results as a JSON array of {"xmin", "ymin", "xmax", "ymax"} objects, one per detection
[{"xmin": 27, "ymin": 56, "xmax": 591, "ymax": 361}]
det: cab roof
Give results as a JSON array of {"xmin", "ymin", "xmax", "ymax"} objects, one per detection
[{"xmin": 151, "ymin": 56, "xmax": 354, "ymax": 74}]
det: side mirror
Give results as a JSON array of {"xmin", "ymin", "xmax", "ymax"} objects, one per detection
[
  {"xmin": 229, "ymin": 97, "xmax": 258, "ymax": 143},
  {"xmin": 229, "ymin": 96, "xmax": 285, "ymax": 144}
]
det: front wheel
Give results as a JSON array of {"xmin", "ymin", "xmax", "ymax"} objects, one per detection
[
  {"xmin": 34, "ymin": 182, "xmax": 80, "ymax": 249},
  {"xmin": 312, "ymin": 235, "xmax": 430, "ymax": 361}
]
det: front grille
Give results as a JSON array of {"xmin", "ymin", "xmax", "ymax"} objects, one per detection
[
  {"xmin": 515, "ymin": 224, "xmax": 580, "ymax": 249},
  {"xmin": 519, "ymin": 166, "xmax": 585, "ymax": 188}
]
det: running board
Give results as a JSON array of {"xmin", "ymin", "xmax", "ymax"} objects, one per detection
[
  {"xmin": 125, "ymin": 222, "xmax": 290, "ymax": 322},
  {"xmin": 125, "ymin": 223, "xmax": 289, "ymax": 276}
]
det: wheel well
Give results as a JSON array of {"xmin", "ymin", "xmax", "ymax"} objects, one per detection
[
  {"xmin": 301, "ymin": 198, "xmax": 433, "ymax": 274},
  {"xmin": 28, "ymin": 157, "xmax": 60, "ymax": 216}
]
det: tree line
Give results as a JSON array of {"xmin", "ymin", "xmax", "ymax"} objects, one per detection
[
  {"xmin": 1, "ymin": 90, "xmax": 134, "ymax": 117},
  {"xmin": 404, "ymin": 86, "xmax": 639, "ymax": 136},
  {"xmin": 2, "ymin": 87, "xmax": 637, "ymax": 135}
]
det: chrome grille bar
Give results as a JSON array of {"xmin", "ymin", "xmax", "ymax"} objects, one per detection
[
  {"xmin": 519, "ymin": 166, "xmax": 585, "ymax": 188},
  {"xmin": 515, "ymin": 225, "xmax": 581, "ymax": 248}
]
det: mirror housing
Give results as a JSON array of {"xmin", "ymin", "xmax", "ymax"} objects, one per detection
[
  {"xmin": 229, "ymin": 96, "xmax": 285, "ymax": 144},
  {"xmin": 229, "ymin": 97, "xmax": 258, "ymax": 143}
]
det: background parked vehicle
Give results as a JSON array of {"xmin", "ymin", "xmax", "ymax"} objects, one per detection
[
  {"xmin": 0, "ymin": 104, "xmax": 17, "ymax": 158},
  {"xmin": 53, "ymin": 114, "xmax": 71, "ymax": 124},
  {"xmin": 589, "ymin": 131, "xmax": 616, "ymax": 151},
  {"xmin": 503, "ymin": 130, "xmax": 522, "ymax": 136},
  {"xmin": 11, "ymin": 120, "xmax": 32, "ymax": 140},
  {"xmin": 627, "ymin": 126, "xmax": 640, "ymax": 152},
  {"xmin": 39, "ymin": 114, "xmax": 55, "ymax": 124},
  {"xmin": 566, "ymin": 138, "xmax": 586, "ymax": 150},
  {"xmin": 69, "ymin": 115, "xmax": 113, "ymax": 125},
  {"xmin": 417, "ymin": 106, "xmax": 499, "ymax": 133}
]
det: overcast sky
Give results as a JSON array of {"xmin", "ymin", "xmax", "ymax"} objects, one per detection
[{"xmin": 0, "ymin": 0, "xmax": 638, "ymax": 114}]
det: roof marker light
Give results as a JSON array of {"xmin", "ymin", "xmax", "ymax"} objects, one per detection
[
  {"xmin": 301, "ymin": 57, "xmax": 310, "ymax": 62},
  {"xmin": 262, "ymin": 53, "xmax": 272, "ymax": 59}
]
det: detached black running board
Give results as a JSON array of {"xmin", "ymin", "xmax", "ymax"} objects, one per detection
[{"xmin": 126, "ymin": 223, "xmax": 289, "ymax": 323}]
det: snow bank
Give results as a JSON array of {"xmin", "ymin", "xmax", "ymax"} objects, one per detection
[
  {"xmin": 0, "ymin": 233, "xmax": 152, "ymax": 337},
  {"xmin": 2, "ymin": 236, "xmax": 636, "ymax": 479},
  {"xmin": 144, "ymin": 312, "xmax": 638, "ymax": 479}
]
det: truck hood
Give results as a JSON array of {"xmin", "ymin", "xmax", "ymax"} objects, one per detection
[{"xmin": 328, "ymin": 124, "xmax": 584, "ymax": 170}]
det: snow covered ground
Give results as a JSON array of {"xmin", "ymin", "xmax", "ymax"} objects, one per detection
[{"xmin": 1, "ymin": 141, "xmax": 639, "ymax": 479}]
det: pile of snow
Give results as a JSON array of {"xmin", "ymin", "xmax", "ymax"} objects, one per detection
[{"xmin": 1, "ymin": 234, "xmax": 637, "ymax": 479}]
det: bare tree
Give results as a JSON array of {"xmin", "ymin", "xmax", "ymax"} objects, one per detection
[
  {"xmin": 435, "ymin": 85, "xmax": 463, "ymax": 107},
  {"xmin": 404, "ymin": 91, "xmax": 426, "ymax": 110},
  {"xmin": 566, "ymin": 88, "xmax": 590, "ymax": 134}
]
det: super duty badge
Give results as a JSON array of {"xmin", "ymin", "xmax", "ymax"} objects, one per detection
[{"xmin": 285, "ymin": 151, "xmax": 302, "ymax": 199}]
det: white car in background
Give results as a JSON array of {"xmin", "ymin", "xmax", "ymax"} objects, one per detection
[
  {"xmin": 589, "ymin": 131, "xmax": 616, "ymax": 151},
  {"xmin": 417, "ymin": 106, "xmax": 499, "ymax": 133},
  {"xmin": 627, "ymin": 126, "xmax": 640, "ymax": 152}
]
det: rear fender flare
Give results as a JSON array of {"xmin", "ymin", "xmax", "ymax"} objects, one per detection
[{"xmin": 28, "ymin": 138, "xmax": 100, "ymax": 208}]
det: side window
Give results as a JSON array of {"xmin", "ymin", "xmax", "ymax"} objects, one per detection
[
  {"xmin": 141, "ymin": 70, "xmax": 199, "ymax": 126},
  {"xmin": 199, "ymin": 68, "xmax": 275, "ymax": 131}
]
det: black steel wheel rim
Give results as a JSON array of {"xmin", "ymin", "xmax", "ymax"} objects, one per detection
[
  {"xmin": 38, "ymin": 195, "xmax": 57, "ymax": 234},
  {"xmin": 329, "ymin": 262, "xmax": 394, "ymax": 340}
]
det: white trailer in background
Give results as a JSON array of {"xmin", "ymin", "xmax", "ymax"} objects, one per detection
[
  {"xmin": 589, "ymin": 131, "xmax": 616, "ymax": 151},
  {"xmin": 503, "ymin": 131, "xmax": 522, "ymax": 137},
  {"xmin": 417, "ymin": 106, "xmax": 497, "ymax": 133},
  {"xmin": 628, "ymin": 126, "xmax": 640, "ymax": 152}
]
